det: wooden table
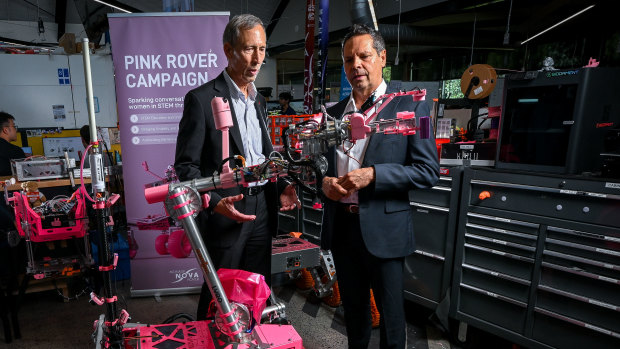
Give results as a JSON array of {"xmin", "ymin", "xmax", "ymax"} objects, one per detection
[{"xmin": 1, "ymin": 176, "xmax": 95, "ymax": 191}]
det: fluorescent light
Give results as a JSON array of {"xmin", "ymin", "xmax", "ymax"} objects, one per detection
[
  {"xmin": 464, "ymin": 0, "xmax": 504, "ymax": 10},
  {"xmin": 0, "ymin": 40, "xmax": 53, "ymax": 51},
  {"xmin": 93, "ymin": 0, "xmax": 132, "ymax": 13},
  {"xmin": 0, "ymin": 40, "xmax": 26, "ymax": 46},
  {"xmin": 521, "ymin": 5, "xmax": 595, "ymax": 45}
]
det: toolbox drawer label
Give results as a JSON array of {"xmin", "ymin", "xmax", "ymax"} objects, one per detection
[{"xmin": 605, "ymin": 182, "xmax": 620, "ymax": 189}]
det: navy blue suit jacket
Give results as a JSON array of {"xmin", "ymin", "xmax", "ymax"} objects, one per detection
[{"xmin": 321, "ymin": 88, "xmax": 440, "ymax": 258}]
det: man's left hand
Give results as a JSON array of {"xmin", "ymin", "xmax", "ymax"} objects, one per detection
[
  {"xmin": 337, "ymin": 167, "xmax": 375, "ymax": 195},
  {"xmin": 280, "ymin": 184, "xmax": 301, "ymax": 211}
]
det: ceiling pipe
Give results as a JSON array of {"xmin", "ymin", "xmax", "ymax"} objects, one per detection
[
  {"xmin": 56, "ymin": 0, "xmax": 68, "ymax": 41},
  {"xmin": 350, "ymin": 0, "xmax": 490, "ymax": 47}
]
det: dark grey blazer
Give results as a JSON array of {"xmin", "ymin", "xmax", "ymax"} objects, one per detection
[{"xmin": 321, "ymin": 88, "xmax": 440, "ymax": 258}]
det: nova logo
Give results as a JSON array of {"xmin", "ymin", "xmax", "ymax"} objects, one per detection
[
  {"xmin": 170, "ymin": 268, "xmax": 200, "ymax": 283},
  {"xmin": 546, "ymin": 69, "xmax": 579, "ymax": 78}
]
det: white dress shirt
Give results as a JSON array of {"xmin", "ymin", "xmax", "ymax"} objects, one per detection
[
  {"xmin": 223, "ymin": 69, "xmax": 265, "ymax": 167},
  {"xmin": 336, "ymin": 80, "xmax": 387, "ymax": 204}
]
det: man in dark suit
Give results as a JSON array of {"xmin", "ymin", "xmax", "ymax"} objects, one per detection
[
  {"xmin": 321, "ymin": 25, "xmax": 439, "ymax": 348},
  {"xmin": 174, "ymin": 14, "xmax": 300, "ymax": 321}
]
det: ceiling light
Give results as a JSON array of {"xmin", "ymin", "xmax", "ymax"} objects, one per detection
[
  {"xmin": 521, "ymin": 5, "xmax": 595, "ymax": 45},
  {"xmin": 0, "ymin": 40, "xmax": 26, "ymax": 46},
  {"xmin": 93, "ymin": 0, "xmax": 132, "ymax": 14},
  {"xmin": 464, "ymin": 0, "xmax": 504, "ymax": 10}
]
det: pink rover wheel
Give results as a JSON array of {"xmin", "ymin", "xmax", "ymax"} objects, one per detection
[
  {"xmin": 154, "ymin": 234, "xmax": 169, "ymax": 255},
  {"xmin": 168, "ymin": 229, "xmax": 192, "ymax": 258}
]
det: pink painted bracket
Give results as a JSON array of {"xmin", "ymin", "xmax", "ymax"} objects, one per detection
[
  {"xmin": 349, "ymin": 113, "xmax": 371, "ymax": 141},
  {"xmin": 212, "ymin": 97, "xmax": 234, "ymax": 174},
  {"xmin": 202, "ymin": 193, "xmax": 211, "ymax": 209},
  {"xmin": 584, "ymin": 57, "xmax": 599, "ymax": 67}
]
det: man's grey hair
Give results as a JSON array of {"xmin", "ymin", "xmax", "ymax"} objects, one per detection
[
  {"xmin": 223, "ymin": 14, "xmax": 265, "ymax": 47},
  {"xmin": 341, "ymin": 24, "xmax": 386, "ymax": 56}
]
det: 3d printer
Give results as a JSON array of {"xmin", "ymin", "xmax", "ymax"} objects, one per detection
[
  {"xmin": 6, "ymin": 181, "xmax": 93, "ymax": 278},
  {"xmin": 11, "ymin": 157, "xmax": 74, "ymax": 181}
]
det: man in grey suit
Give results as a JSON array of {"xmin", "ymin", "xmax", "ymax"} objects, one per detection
[
  {"xmin": 174, "ymin": 14, "xmax": 299, "ymax": 321},
  {"xmin": 321, "ymin": 24, "xmax": 439, "ymax": 349}
]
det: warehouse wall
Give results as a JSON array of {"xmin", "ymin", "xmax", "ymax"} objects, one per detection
[{"xmin": 0, "ymin": 53, "xmax": 118, "ymax": 129}]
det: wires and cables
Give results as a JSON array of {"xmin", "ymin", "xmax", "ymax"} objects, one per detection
[
  {"xmin": 32, "ymin": 194, "xmax": 75, "ymax": 216},
  {"xmin": 470, "ymin": 13, "xmax": 477, "ymax": 67},
  {"xmin": 219, "ymin": 155, "xmax": 246, "ymax": 173},
  {"xmin": 162, "ymin": 313, "xmax": 196, "ymax": 324},
  {"xmin": 395, "ymin": 0, "xmax": 401, "ymax": 66},
  {"xmin": 341, "ymin": 142, "xmax": 361, "ymax": 165},
  {"xmin": 503, "ymin": 0, "xmax": 513, "ymax": 45},
  {"xmin": 53, "ymin": 278, "xmax": 91, "ymax": 302}
]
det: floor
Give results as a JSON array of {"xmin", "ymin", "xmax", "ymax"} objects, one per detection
[{"xmin": 1, "ymin": 274, "xmax": 515, "ymax": 349}]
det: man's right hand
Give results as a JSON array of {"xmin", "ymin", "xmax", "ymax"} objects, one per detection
[
  {"xmin": 213, "ymin": 194, "xmax": 256, "ymax": 223},
  {"xmin": 322, "ymin": 176, "xmax": 348, "ymax": 201}
]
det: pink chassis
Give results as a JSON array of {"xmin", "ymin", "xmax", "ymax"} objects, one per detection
[{"xmin": 7, "ymin": 188, "xmax": 95, "ymax": 279}]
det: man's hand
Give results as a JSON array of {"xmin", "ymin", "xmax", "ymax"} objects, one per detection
[
  {"xmin": 322, "ymin": 176, "xmax": 348, "ymax": 201},
  {"xmin": 337, "ymin": 167, "xmax": 375, "ymax": 196},
  {"xmin": 280, "ymin": 184, "xmax": 301, "ymax": 211},
  {"xmin": 213, "ymin": 194, "xmax": 256, "ymax": 222}
]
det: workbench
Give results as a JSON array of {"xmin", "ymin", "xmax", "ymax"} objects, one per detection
[{"xmin": 1, "ymin": 176, "xmax": 94, "ymax": 192}]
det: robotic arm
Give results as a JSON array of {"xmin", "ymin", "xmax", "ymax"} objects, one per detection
[
  {"xmin": 280, "ymin": 89, "xmax": 431, "ymax": 193},
  {"xmin": 147, "ymin": 90, "xmax": 432, "ymax": 205}
]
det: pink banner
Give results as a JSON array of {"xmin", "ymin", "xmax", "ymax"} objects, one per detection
[
  {"xmin": 303, "ymin": 0, "xmax": 315, "ymax": 114},
  {"xmin": 108, "ymin": 12, "xmax": 228, "ymax": 295}
]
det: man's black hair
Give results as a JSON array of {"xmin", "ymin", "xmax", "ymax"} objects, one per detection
[
  {"xmin": 0, "ymin": 111, "xmax": 15, "ymax": 127},
  {"xmin": 279, "ymin": 92, "xmax": 292, "ymax": 101},
  {"xmin": 80, "ymin": 125, "xmax": 91, "ymax": 144},
  {"xmin": 341, "ymin": 24, "xmax": 386, "ymax": 56}
]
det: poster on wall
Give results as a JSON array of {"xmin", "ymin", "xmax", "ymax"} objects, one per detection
[
  {"xmin": 52, "ymin": 104, "xmax": 66, "ymax": 121},
  {"xmin": 108, "ymin": 12, "xmax": 228, "ymax": 296}
]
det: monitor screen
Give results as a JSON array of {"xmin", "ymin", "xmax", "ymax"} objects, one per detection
[
  {"xmin": 21, "ymin": 146, "xmax": 32, "ymax": 156},
  {"xmin": 498, "ymin": 84, "xmax": 578, "ymax": 168},
  {"xmin": 42, "ymin": 137, "xmax": 85, "ymax": 161}
]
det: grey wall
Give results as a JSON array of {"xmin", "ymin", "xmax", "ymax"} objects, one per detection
[{"xmin": 0, "ymin": 53, "xmax": 118, "ymax": 128}]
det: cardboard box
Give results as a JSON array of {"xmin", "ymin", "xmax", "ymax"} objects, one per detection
[
  {"xmin": 76, "ymin": 41, "xmax": 95, "ymax": 53},
  {"xmin": 58, "ymin": 33, "xmax": 76, "ymax": 54}
]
